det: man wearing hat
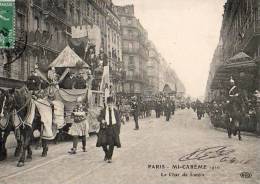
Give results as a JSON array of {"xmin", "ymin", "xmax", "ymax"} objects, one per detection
[
  {"xmin": 131, "ymin": 96, "xmax": 139, "ymax": 130},
  {"xmin": 96, "ymin": 96, "xmax": 121, "ymax": 163},
  {"xmin": 228, "ymin": 77, "xmax": 242, "ymax": 140}
]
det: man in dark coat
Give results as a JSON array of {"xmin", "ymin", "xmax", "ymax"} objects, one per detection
[
  {"xmin": 131, "ymin": 96, "xmax": 139, "ymax": 130},
  {"xmin": 96, "ymin": 97, "xmax": 121, "ymax": 163},
  {"xmin": 155, "ymin": 100, "xmax": 161, "ymax": 118},
  {"xmin": 164, "ymin": 99, "xmax": 172, "ymax": 121}
]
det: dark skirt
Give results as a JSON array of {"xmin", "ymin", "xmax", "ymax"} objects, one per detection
[{"xmin": 96, "ymin": 125, "xmax": 121, "ymax": 148}]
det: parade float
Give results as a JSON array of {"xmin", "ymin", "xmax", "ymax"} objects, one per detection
[{"xmin": 29, "ymin": 45, "xmax": 105, "ymax": 135}]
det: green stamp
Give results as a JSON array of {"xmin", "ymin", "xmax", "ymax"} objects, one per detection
[{"xmin": 0, "ymin": 0, "xmax": 15, "ymax": 48}]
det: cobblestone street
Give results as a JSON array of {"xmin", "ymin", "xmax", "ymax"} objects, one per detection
[{"xmin": 0, "ymin": 109, "xmax": 259, "ymax": 184}]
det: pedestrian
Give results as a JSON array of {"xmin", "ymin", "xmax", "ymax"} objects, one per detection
[
  {"xmin": 68, "ymin": 99, "xmax": 89, "ymax": 154},
  {"xmin": 155, "ymin": 100, "xmax": 161, "ymax": 118},
  {"xmin": 131, "ymin": 96, "xmax": 139, "ymax": 130},
  {"xmin": 171, "ymin": 100, "xmax": 175, "ymax": 115},
  {"xmin": 165, "ymin": 99, "xmax": 172, "ymax": 121},
  {"xmin": 96, "ymin": 97, "xmax": 121, "ymax": 163}
]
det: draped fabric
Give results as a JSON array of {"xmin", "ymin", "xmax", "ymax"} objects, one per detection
[
  {"xmin": 34, "ymin": 99, "xmax": 55, "ymax": 140},
  {"xmin": 52, "ymin": 100, "xmax": 65, "ymax": 129},
  {"xmin": 0, "ymin": 115, "xmax": 8, "ymax": 130},
  {"xmin": 57, "ymin": 89, "xmax": 87, "ymax": 103},
  {"xmin": 101, "ymin": 66, "xmax": 110, "ymax": 90},
  {"xmin": 69, "ymin": 38, "xmax": 87, "ymax": 59}
]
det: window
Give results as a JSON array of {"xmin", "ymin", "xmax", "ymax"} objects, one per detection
[
  {"xmin": 87, "ymin": 3, "xmax": 89, "ymax": 16},
  {"xmin": 3, "ymin": 63, "xmax": 11, "ymax": 78},
  {"xmin": 45, "ymin": 22, "xmax": 50, "ymax": 31},
  {"xmin": 127, "ymin": 18, "xmax": 132, "ymax": 25},
  {"xmin": 77, "ymin": 10, "xmax": 80, "ymax": 24},
  {"xmin": 107, "ymin": 28, "xmax": 110, "ymax": 40},
  {"xmin": 70, "ymin": 5, "xmax": 74, "ymax": 17},
  {"xmin": 63, "ymin": 0, "xmax": 67, "ymax": 9},
  {"xmin": 128, "ymin": 29, "xmax": 133, "ymax": 37},
  {"xmin": 97, "ymin": 13, "xmax": 99, "ymax": 25},
  {"xmin": 128, "ymin": 42, "xmax": 133, "ymax": 51},
  {"xmin": 129, "ymin": 56, "xmax": 134, "ymax": 65},
  {"xmin": 55, "ymin": 27, "xmax": 59, "ymax": 42},
  {"xmin": 34, "ymin": 17, "xmax": 39, "ymax": 30}
]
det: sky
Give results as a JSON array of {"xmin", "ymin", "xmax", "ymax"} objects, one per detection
[{"xmin": 113, "ymin": 0, "xmax": 226, "ymax": 98}]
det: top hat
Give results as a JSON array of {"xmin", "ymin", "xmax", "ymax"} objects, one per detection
[{"xmin": 107, "ymin": 96, "xmax": 114, "ymax": 104}]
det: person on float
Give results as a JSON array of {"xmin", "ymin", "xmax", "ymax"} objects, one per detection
[
  {"xmin": 96, "ymin": 96, "xmax": 121, "ymax": 163},
  {"xmin": 68, "ymin": 97, "xmax": 89, "ymax": 154}
]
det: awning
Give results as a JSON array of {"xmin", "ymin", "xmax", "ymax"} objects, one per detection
[
  {"xmin": 49, "ymin": 46, "xmax": 89, "ymax": 68},
  {"xmin": 229, "ymin": 52, "xmax": 252, "ymax": 62},
  {"xmin": 210, "ymin": 59, "xmax": 257, "ymax": 90}
]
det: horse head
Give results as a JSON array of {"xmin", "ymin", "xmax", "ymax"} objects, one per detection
[
  {"xmin": 13, "ymin": 86, "xmax": 31, "ymax": 117},
  {"xmin": 0, "ymin": 88, "xmax": 18, "ymax": 115}
]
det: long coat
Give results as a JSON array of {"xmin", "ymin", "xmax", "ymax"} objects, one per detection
[{"xmin": 96, "ymin": 107, "xmax": 121, "ymax": 148}]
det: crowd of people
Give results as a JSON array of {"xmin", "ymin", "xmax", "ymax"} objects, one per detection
[{"xmin": 189, "ymin": 78, "xmax": 258, "ymax": 140}]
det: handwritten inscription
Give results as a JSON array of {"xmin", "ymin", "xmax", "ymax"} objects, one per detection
[{"xmin": 179, "ymin": 146, "xmax": 235, "ymax": 161}]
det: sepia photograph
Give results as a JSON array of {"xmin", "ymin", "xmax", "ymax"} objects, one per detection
[{"xmin": 0, "ymin": 0, "xmax": 259, "ymax": 184}]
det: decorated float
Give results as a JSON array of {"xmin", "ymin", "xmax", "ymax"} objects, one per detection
[{"xmin": 28, "ymin": 45, "xmax": 105, "ymax": 135}]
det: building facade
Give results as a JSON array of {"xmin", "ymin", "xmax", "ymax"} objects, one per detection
[
  {"xmin": 114, "ymin": 5, "xmax": 149, "ymax": 95},
  {"xmin": 145, "ymin": 41, "xmax": 160, "ymax": 95},
  {"xmin": 158, "ymin": 57, "xmax": 185, "ymax": 98},
  {"xmin": 0, "ymin": 0, "xmax": 123, "ymax": 91},
  {"xmin": 206, "ymin": 0, "xmax": 260, "ymax": 101},
  {"xmin": 0, "ymin": 0, "xmax": 75, "ymax": 88},
  {"xmin": 205, "ymin": 0, "xmax": 260, "ymax": 133}
]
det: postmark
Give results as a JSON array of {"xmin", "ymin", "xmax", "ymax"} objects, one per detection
[{"xmin": 0, "ymin": 0, "xmax": 15, "ymax": 48}]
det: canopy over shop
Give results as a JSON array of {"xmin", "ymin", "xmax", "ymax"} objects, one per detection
[{"xmin": 210, "ymin": 52, "xmax": 258, "ymax": 101}]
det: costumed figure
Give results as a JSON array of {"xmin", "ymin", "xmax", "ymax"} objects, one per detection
[
  {"xmin": 47, "ymin": 67, "xmax": 60, "ymax": 98},
  {"xmin": 68, "ymin": 97, "xmax": 89, "ymax": 154}
]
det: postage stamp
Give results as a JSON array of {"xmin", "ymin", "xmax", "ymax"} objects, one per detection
[{"xmin": 0, "ymin": 0, "xmax": 15, "ymax": 48}]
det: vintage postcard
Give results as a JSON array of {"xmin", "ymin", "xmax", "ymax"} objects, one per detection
[{"xmin": 0, "ymin": 0, "xmax": 259, "ymax": 184}]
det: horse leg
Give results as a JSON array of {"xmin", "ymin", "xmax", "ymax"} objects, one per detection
[
  {"xmin": 26, "ymin": 144, "xmax": 32, "ymax": 161},
  {"xmin": 41, "ymin": 139, "xmax": 48, "ymax": 157},
  {"xmin": 17, "ymin": 133, "xmax": 26, "ymax": 167},
  {"xmin": 226, "ymin": 118, "xmax": 232, "ymax": 138},
  {"xmin": 1, "ymin": 131, "xmax": 10, "ymax": 160},
  {"xmin": 0, "ymin": 131, "xmax": 4, "ymax": 161},
  {"xmin": 17, "ymin": 128, "xmax": 31, "ymax": 167},
  {"xmin": 14, "ymin": 129, "xmax": 22, "ymax": 157},
  {"xmin": 232, "ymin": 120, "xmax": 237, "ymax": 136},
  {"xmin": 238, "ymin": 125, "xmax": 242, "ymax": 141}
]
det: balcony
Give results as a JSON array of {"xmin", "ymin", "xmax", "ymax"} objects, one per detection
[
  {"xmin": 16, "ymin": 28, "xmax": 27, "ymax": 43},
  {"xmin": 32, "ymin": 1, "xmax": 69, "ymax": 27},
  {"xmin": 126, "ymin": 74, "xmax": 143, "ymax": 83},
  {"xmin": 121, "ymin": 20, "xmax": 138, "ymax": 28},
  {"xmin": 110, "ymin": 70, "xmax": 122, "ymax": 80},
  {"xmin": 122, "ymin": 47, "xmax": 139, "ymax": 54},
  {"xmin": 27, "ymin": 29, "xmax": 67, "ymax": 53},
  {"xmin": 128, "ymin": 64, "xmax": 136, "ymax": 70},
  {"xmin": 122, "ymin": 34, "xmax": 139, "ymax": 41}
]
